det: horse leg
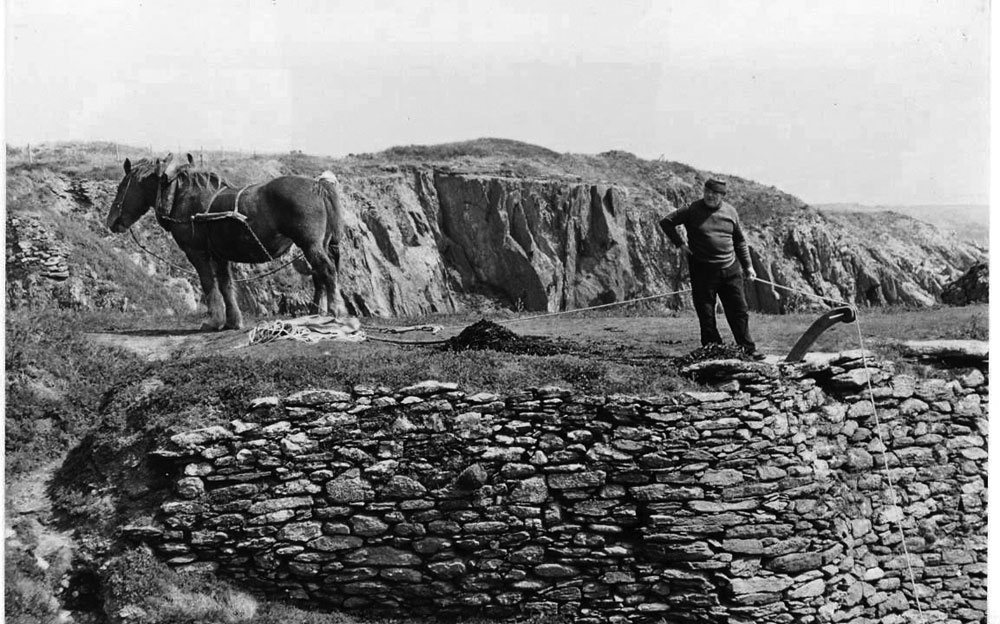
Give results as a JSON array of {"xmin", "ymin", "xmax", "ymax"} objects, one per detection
[
  {"xmin": 303, "ymin": 244, "xmax": 342, "ymax": 316},
  {"xmin": 185, "ymin": 251, "xmax": 226, "ymax": 331},
  {"xmin": 215, "ymin": 260, "xmax": 244, "ymax": 330},
  {"xmin": 327, "ymin": 242, "xmax": 346, "ymax": 317}
]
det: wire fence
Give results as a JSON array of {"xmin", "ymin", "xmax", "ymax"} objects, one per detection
[{"xmin": 7, "ymin": 143, "xmax": 264, "ymax": 168}]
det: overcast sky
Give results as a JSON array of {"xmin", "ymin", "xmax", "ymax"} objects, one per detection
[{"xmin": 5, "ymin": 0, "xmax": 991, "ymax": 206}]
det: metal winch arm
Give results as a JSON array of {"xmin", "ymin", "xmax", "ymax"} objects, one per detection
[{"xmin": 785, "ymin": 306, "xmax": 857, "ymax": 362}]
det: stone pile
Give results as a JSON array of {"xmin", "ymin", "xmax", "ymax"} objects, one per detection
[{"xmin": 133, "ymin": 352, "xmax": 987, "ymax": 624}]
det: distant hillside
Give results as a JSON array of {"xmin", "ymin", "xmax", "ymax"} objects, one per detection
[
  {"xmin": 5, "ymin": 139, "xmax": 987, "ymax": 318},
  {"xmin": 815, "ymin": 203, "xmax": 988, "ymax": 247}
]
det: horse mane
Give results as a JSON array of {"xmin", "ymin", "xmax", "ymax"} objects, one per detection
[
  {"xmin": 175, "ymin": 167, "xmax": 233, "ymax": 192},
  {"xmin": 127, "ymin": 158, "xmax": 160, "ymax": 179}
]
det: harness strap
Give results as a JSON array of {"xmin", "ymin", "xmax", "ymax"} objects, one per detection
[{"xmin": 192, "ymin": 184, "xmax": 250, "ymax": 223}]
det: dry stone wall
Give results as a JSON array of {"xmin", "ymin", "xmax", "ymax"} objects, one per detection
[{"xmin": 133, "ymin": 353, "xmax": 987, "ymax": 624}]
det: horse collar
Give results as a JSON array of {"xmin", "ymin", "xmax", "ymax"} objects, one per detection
[{"xmin": 154, "ymin": 176, "xmax": 178, "ymax": 224}]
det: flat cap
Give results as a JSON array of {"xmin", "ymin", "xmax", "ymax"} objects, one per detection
[{"xmin": 704, "ymin": 179, "xmax": 727, "ymax": 194}]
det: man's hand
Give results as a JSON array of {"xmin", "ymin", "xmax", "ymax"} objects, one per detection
[{"xmin": 745, "ymin": 268, "xmax": 758, "ymax": 281}]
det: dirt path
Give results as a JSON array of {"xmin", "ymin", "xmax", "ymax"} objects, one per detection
[{"xmin": 85, "ymin": 327, "xmax": 252, "ymax": 361}]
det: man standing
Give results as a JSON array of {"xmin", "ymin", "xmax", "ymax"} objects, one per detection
[{"xmin": 659, "ymin": 178, "xmax": 764, "ymax": 360}]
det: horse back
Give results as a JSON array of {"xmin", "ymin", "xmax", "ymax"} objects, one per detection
[{"xmin": 254, "ymin": 175, "xmax": 342, "ymax": 241}]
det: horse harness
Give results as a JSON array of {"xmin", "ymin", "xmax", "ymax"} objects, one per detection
[{"xmin": 156, "ymin": 166, "xmax": 275, "ymax": 262}]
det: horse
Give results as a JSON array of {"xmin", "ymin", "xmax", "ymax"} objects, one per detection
[{"xmin": 106, "ymin": 153, "xmax": 346, "ymax": 330}]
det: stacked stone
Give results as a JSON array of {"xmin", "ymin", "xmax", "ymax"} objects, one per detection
[
  {"xmin": 6, "ymin": 215, "xmax": 71, "ymax": 280},
  {"xmin": 786, "ymin": 355, "xmax": 988, "ymax": 624},
  {"xmin": 136, "ymin": 354, "xmax": 987, "ymax": 624}
]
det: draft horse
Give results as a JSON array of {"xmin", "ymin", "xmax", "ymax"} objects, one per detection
[{"xmin": 106, "ymin": 153, "xmax": 346, "ymax": 330}]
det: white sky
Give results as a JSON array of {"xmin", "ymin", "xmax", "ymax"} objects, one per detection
[{"xmin": 4, "ymin": 0, "xmax": 991, "ymax": 205}]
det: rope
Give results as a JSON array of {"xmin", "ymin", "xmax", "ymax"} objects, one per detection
[
  {"xmin": 853, "ymin": 317, "xmax": 927, "ymax": 620},
  {"xmin": 753, "ymin": 276, "xmax": 927, "ymax": 619},
  {"xmin": 127, "ymin": 227, "xmax": 301, "ymax": 282},
  {"xmin": 752, "ymin": 276, "xmax": 854, "ymax": 308},
  {"xmin": 492, "ymin": 288, "xmax": 693, "ymax": 327}
]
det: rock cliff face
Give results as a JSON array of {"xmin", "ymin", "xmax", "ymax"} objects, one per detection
[{"xmin": 5, "ymin": 143, "xmax": 988, "ymax": 317}]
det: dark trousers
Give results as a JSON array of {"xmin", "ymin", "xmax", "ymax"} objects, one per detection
[{"xmin": 689, "ymin": 258, "xmax": 755, "ymax": 351}]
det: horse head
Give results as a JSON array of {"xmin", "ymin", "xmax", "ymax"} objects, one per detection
[{"xmin": 106, "ymin": 157, "xmax": 164, "ymax": 232}]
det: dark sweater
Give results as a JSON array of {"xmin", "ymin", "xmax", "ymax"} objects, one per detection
[{"xmin": 659, "ymin": 199, "xmax": 752, "ymax": 269}]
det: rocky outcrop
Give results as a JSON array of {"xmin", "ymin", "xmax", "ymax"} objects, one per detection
[
  {"xmin": 129, "ymin": 353, "xmax": 987, "ymax": 623},
  {"xmin": 940, "ymin": 262, "xmax": 988, "ymax": 305}
]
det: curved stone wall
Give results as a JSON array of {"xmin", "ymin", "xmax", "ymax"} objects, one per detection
[{"xmin": 130, "ymin": 353, "xmax": 987, "ymax": 623}]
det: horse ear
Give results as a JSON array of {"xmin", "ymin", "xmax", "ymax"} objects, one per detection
[
  {"xmin": 186, "ymin": 153, "xmax": 194, "ymax": 165},
  {"xmin": 124, "ymin": 158, "xmax": 132, "ymax": 174}
]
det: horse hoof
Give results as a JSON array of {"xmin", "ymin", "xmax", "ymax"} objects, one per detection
[{"xmin": 200, "ymin": 322, "xmax": 225, "ymax": 332}]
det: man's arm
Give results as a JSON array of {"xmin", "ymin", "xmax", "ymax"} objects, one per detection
[
  {"xmin": 732, "ymin": 214, "xmax": 756, "ymax": 280},
  {"xmin": 659, "ymin": 208, "xmax": 691, "ymax": 254}
]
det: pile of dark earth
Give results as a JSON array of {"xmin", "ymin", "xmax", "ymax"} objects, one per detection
[{"xmin": 442, "ymin": 319, "xmax": 566, "ymax": 356}]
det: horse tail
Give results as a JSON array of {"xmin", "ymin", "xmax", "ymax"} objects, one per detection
[{"xmin": 315, "ymin": 171, "xmax": 344, "ymax": 267}]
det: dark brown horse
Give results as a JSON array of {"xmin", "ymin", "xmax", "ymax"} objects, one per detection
[{"xmin": 106, "ymin": 153, "xmax": 346, "ymax": 330}]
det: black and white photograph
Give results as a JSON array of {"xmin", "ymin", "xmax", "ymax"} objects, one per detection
[{"xmin": 5, "ymin": 1, "xmax": 989, "ymax": 623}]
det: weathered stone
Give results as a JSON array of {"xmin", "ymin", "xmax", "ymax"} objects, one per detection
[
  {"xmin": 274, "ymin": 479, "xmax": 322, "ymax": 496},
  {"xmin": 549, "ymin": 471, "xmax": 606, "ymax": 489},
  {"xmin": 169, "ymin": 426, "xmax": 234, "ymax": 449},
  {"xmin": 326, "ymin": 470, "xmax": 373, "ymax": 503},
  {"xmin": 184, "ymin": 463, "xmax": 214, "ymax": 476},
  {"xmin": 161, "ymin": 501, "xmax": 206, "ymax": 515},
  {"xmin": 787, "ymin": 578, "xmax": 826, "ymax": 599},
  {"xmin": 455, "ymin": 464, "xmax": 489, "ymax": 490},
  {"xmin": 428, "ymin": 561, "xmax": 467, "ymax": 578},
  {"xmin": 481, "ymin": 446, "xmax": 526, "ymax": 462},
  {"xmin": 767, "ymin": 552, "xmax": 824, "ymax": 574},
  {"xmin": 730, "ymin": 575, "xmax": 794, "ymax": 597},
  {"xmin": 176, "ymin": 477, "xmax": 205, "ymax": 499},
  {"xmin": 510, "ymin": 477, "xmax": 549, "ymax": 503},
  {"xmin": 845, "ymin": 448, "xmax": 874, "ymax": 471},
  {"xmin": 534, "ymin": 563, "xmax": 579, "ymax": 578},
  {"xmin": 278, "ymin": 522, "xmax": 323, "ymax": 542},
  {"xmin": 700, "ymin": 469, "xmax": 744, "ymax": 487},
  {"xmin": 351, "ymin": 515, "xmax": 389, "ymax": 536},
  {"xmin": 631, "ymin": 484, "xmax": 704, "ymax": 501},
  {"xmin": 960, "ymin": 447, "xmax": 988, "ymax": 461},
  {"xmin": 247, "ymin": 496, "xmax": 312, "ymax": 515},
  {"xmin": 398, "ymin": 380, "xmax": 459, "ymax": 396},
  {"xmin": 381, "ymin": 475, "xmax": 426, "ymax": 498},
  {"xmin": 955, "ymin": 394, "xmax": 983, "ymax": 416},
  {"xmin": 309, "ymin": 535, "xmax": 364, "ymax": 551}
]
